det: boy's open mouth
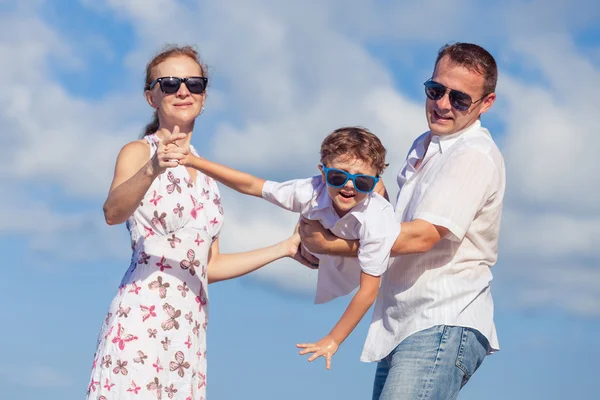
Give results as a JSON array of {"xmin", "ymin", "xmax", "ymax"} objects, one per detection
[{"xmin": 339, "ymin": 191, "xmax": 355, "ymax": 199}]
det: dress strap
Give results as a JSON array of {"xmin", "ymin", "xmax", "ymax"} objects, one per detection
[{"xmin": 145, "ymin": 133, "xmax": 159, "ymax": 157}]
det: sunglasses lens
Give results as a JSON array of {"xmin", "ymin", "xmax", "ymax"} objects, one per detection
[
  {"xmin": 355, "ymin": 176, "xmax": 376, "ymax": 192},
  {"xmin": 185, "ymin": 77, "xmax": 207, "ymax": 94},
  {"xmin": 326, "ymin": 170, "xmax": 348, "ymax": 187},
  {"xmin": 160, "ymin": 77, "xmax": 181, "ymax": 94},
  {"xmin": 424, "ymin": 81, "xmax": 446, "ymax": 100},
  {"xmin": 449, "ymin": 91, "xmax": 472, "ymax": 111}
]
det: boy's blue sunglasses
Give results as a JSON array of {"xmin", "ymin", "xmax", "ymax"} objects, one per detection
[{"xmin": 321, "ymin": 165, "xmax": 379, "ymax": 193}]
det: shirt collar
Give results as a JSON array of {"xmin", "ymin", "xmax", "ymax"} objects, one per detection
[{"xmin": 431, "ymin": 119, "xmax": 481, "ymax": 154}]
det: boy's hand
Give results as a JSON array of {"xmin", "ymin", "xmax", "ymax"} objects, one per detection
[
  {"xmin": 298, "ymin": 216, "xmax": 333, "ymax": 254},
  {"xmin": 296, "ymin": 335, "xmax": 340, "ymax": 370}
]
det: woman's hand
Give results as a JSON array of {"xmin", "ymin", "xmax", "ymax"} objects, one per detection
[
  {"xmin": 296, "ymin": 335, "xmax": 340, "ymax": 370},
  {"xmin": 149, "ymin": 125, "xmax": 190, "ymax": 176},
  {"xmin": 287, "ymin": 224, "xmax": 319, "ymax": 269}
]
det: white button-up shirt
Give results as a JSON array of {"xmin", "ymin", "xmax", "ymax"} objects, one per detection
[
  {"xmin": 263, "ymin": 177, "xmax": 399, "ymax": 304},
  {"xmin": 361, "ymin": 120, "xmax": 506, "ymax": 362}
]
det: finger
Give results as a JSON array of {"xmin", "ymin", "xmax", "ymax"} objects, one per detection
[
  {"xmin": 296, "ymin": 343, "xmax": 314, "ymax": 348},
  {"xmin": 307, "ymin": 351, "xmax": 323, "ymax": 362},
  {"xmin": 162, "ymin": 132, "xmax": 187, "ymax": 145},
  {"xmin": 172, "ymin": 125, "xmax": 180, "ymax": 136},
  {"xmin": 299, "ymin": 347, "xmax": 317, "ymax": 356},
  {"xmin": 326, "ymin": 355, "xmax": 331, "ymax": 370}
]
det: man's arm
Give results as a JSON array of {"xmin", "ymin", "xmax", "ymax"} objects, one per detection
[{"xmin": 298, "ymin": 217, "xmax": 448, "ymax": 256}]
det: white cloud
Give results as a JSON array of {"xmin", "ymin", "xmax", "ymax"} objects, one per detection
[{"xmin": 0, "ymin": 365, "xmax": 72, "ymax": 388}]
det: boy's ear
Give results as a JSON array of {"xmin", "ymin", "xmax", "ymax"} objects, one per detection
[{"xmin": 318, "ymin": 165, "xmax": 326, "ymax": 183}]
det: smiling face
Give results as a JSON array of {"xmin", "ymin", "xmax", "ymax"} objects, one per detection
[
  {"xmin": 145, "ymin": 54, "xmax": 206, "ymax": 133},
  {"xmin": 320, "ymin": 155, "xmax": 378, "ymax": 217},
  {"xmin": 426, "ymin": 55, "xmax": 496, "ymax": 136}
]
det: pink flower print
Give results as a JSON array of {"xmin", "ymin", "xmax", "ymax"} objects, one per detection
[
  {"xmin": 161, "ymin": 303, "xmax": 181, "ymax": 331},
  {"xmin": 148, "ymin": 275, "xmax": 170, "ymax": 298},
  {"xmin": 150, "ymin": 190, "xmax": 163, "ymax": 206},
  {"xmin": 169, "ymin": 351, "xmax": 191, "ymax": 378},
  {"xmin": 177, "ymin": 282, "xmax": 189, "ymax": 297},
  {"xmin": 153, "ymin": 357, "xmax": 163, "ymax": 373},
  {"xmin": 196, "ymin": 349, "xmax": 202, "ymax": 360},
  {"xmin": 103, "ymin": 325, "xmax": 114, "ymax": 340},
  {"xmin": 146, "ymin": 377, "xmax": 163, "ymax": 399},
  {"xmin": 138, "ymin": 252, "xmax": 150, "ymax": 265},
  {"xmin": 195, "ymin": 285, "xmax": 207, "ymax": 312},
  {"xmin": 166, "ymin": 171, "xmax": 182, "ymax": 194},
  {"xmin": 193, "ymin": 321, "xmax": 201, "ymax": 338},
  {"xmin": 184, "ymin": 335, "xmax": 192, "ymax": 349},
  {"xmin": 184, "ymin": 176, "xmax": 194, "ymax": 188},
  {"xmin": 111, "ymin": 323, "xmax": 139, "ymax": 351},
  {"xmin": 155, "ymin": 256, "xmax": 172, "ymax": 272},
  {"xmin": 99, "ymin": 396, "xmax": 108, "ymax": 400},
  {"xmin": 134, "ymin": 350, "xmax": 148, "ymax": 364},
  {"xmin": 101, "ymin": 355, "xmax": 112, "ymax": 369},
  {"xmin": 151, "ymin": 210, "xmax": 167, "ymax": 230},
  {"xmin": 173, "ymin": 203, "xmax": 184, "ymax": 218},
  {"xmin": 88, "ymin": 378, "xmax": 100, "ymax": 393},
  {"xmin": 194, "ymin": 233, "xmax": 205, "ymax": 246},
  {"xmin": 144, "ymin": 225, "xmax": 155, "ymax": 238},
  {"xmin": 165, "ymin": 383, "xmax": 178, "ymax": 399},
  {"xmin": 180, "ymin": 249, "xmax": 200, "ymax": 276},
  {"xmin": 209, "ymin": 217, "xmax": 219, "ymax": 227},
  {"xmin": 104, "ymin": 378, "xmax": 115, "ymax": 391},
  {"xmin": 117, "ymin": 303, "xmax": 131, "ymax": 318},
  {"xmin": 198, "ymin": 372, "xmax": 206, "ymax": 389},
  {"xmin": 200, "ymin": 188, "xmax": 210, "ymax": 199},
  {"xmin": 167, "ymin": 234, "xmax": 181, "ymax": 248},
  {"xmin": 113, "ymin": 359, "xmax": 128, "ymax": 376},
  {"xmin": 161, "ymin": 336, "xmax": 171, "ymax": 351},
  {"xmin": 201, "ymin": 263, "xmax": 207, "ymax": 279},
  {"xmin": 129, "ymin": 282, "xmax": 141, "ymax": 294},
  {"xmin": 184, "ymin": 311, "xmax": 193, "ymax": 325},
  {"xmin": 213, "ymin": 194, "xmax": 224, "ymax": 214},
  {"xmin": 190, "ymin": 195, "xmax": 204, "ymax": 219},
  {"xmin": 104, "ymin": 312, "xmax": 113, "ymax": 326},
  {"xmin": 140, "ymin": 304, "xmax": 157, "ymax": 322},
  {"xmin": 148, "ymin": 328, "xmax": 157, "ymax": 338},
  {"xmin": 127, "ymin": 380, "xmax": 141, "ymax": 394}
]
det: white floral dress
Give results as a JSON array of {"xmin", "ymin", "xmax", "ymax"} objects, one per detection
[{"xmin": 86, "ymin": 134, "xmax": 224, "ymax": 400}]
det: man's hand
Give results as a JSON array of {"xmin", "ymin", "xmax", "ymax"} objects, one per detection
[{"xmin": 298, "ymin": 216, "xmax": 333, "ymax": 254}]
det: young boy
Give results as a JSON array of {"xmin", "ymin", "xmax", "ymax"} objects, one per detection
[{"xmin": 181, "ymin": 127, "xmax": 399, "ymax": 369}]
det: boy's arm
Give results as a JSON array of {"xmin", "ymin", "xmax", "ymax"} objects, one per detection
[
  {"xmin": 185, "ymin": 155, "xmax": 265, "ymax": 198},
  {"xmin": 297, "ymin": 271, "xmax": 380, "ymax": 369}
]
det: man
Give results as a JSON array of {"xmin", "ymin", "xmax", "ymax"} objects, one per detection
[{"xmin": 298, "ymin": 42, "xmax": 505, "ymax": 399}]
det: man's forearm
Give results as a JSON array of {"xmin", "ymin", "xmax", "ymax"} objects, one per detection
[{"xmin": 390, "ymin": 219, "xmax": 447, "ymax": 255}]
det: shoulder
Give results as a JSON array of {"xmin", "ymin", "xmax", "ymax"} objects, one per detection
[
  {"xmin": 114, "ymin": 139, "xmax": 151, "ymax": 168},
  {"xmin": 353, "ymin": 193, "xmax": 396, "ymax": 226}
]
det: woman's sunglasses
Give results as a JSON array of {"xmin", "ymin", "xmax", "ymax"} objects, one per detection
[
  {"xmin": 424, "ymin": 79, "xmax": 486, "ymax": 112},
  {"xmin": 147, "ymin": 76, "xmax": 208, "ymax": 95},
  {"xmin": 321, "ymin": 166, "xmax": 380, "ymax": 194}
]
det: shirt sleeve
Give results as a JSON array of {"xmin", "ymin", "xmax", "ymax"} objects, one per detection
[
  {"xmin": 261, "ymin": 177, "xmax": 319, "ymax": 213},
  {"xmin": 413, "ymin": 147, "xmax": 497, "ymax": 242},
  {"xmin": 357, "ymin": 204, "xmax": 400, "ymax": 277}
]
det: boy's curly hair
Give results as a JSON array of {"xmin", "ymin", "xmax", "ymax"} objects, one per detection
[{"xmin": 320, "ymin": 127, "xmax": 388, "ymax": 175}]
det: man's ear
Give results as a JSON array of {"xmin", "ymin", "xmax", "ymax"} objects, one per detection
[{"xmin": 479, "ymin": 92, "xmax": 496, "ymax": 115}]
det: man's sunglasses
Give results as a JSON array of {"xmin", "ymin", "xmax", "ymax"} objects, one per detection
[
  {"xmin": 424, "ymin": 79, "xmax": 487, "ymax": 112},
  {"xmin": 147, "ymin": 76, "xmax": 208, "ymax": 95},
  {"xmin": 321, "ymin": 165, "xmax": 380, "ymax": 194}
]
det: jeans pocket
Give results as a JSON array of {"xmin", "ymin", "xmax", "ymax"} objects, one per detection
[{"xmin": 454, "ymin": 328, "xmax": 488, "ymax": 386}]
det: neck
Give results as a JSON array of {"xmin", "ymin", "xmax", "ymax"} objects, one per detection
[{"xmin": 155, "ymin": 121, "xmax": 195, "ymax": 142}]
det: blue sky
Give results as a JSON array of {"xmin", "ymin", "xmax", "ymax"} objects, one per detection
[{"xmin": 1, "ymin": 0, "xmax": 599, "ymax": 399}]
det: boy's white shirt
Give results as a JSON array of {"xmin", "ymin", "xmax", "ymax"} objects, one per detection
[{"xmin": 262, "ymin": 176, "xmax": 400, "ymax": 304}]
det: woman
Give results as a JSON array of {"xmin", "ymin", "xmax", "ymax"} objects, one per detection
[{"xmin": 86, "ymin": 45, "xmax": 301, "ymax": 400}]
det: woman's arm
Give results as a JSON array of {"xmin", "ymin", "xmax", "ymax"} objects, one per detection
[
  {"xmin": 297, "ymin": 272, "xmax": 380, "ymax": 370},
  {"xmin": 103, "ymin": 132, "xmax": 188, "ymax": 225},
  {"xmin": 207, "ymin": 230, "xmax": 305, "ymax": 284},
  {"xmin": 184, "ymin": 155, "xmax": 265, "ymax": 198}
]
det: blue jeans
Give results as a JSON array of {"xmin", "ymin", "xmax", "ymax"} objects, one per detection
[{"xmin": 372, "ymin": 325, "xmax": 489, "ymax": 400}]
